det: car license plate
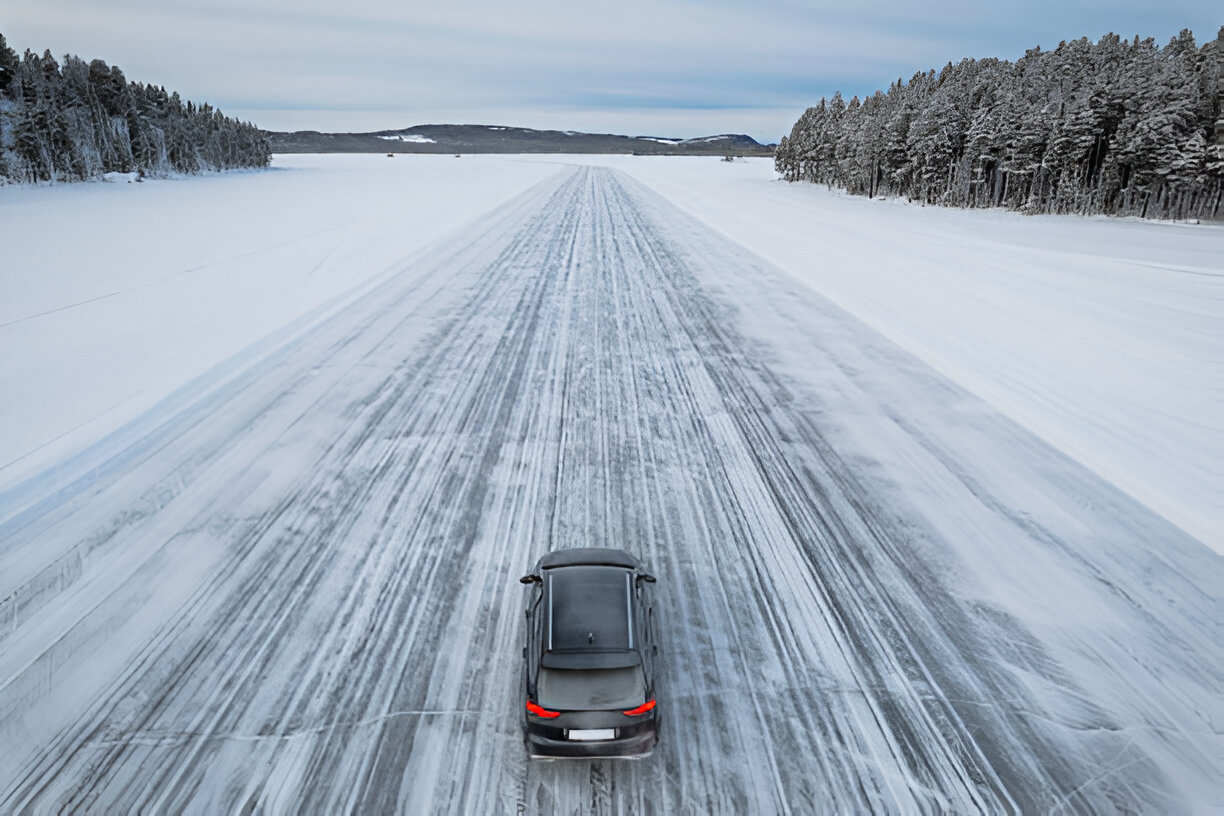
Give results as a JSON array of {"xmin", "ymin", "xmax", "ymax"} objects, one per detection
[{"xmin": 568, "ymin": 728, "xmax": 615, "ymax": 741}]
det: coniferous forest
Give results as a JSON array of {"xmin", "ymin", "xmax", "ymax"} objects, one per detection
[
  {"xmin": 775, "ymin": 29, "xmax": 1224, "ymax": 220},
  {"xmin": 0, "ymin": 33, "xmax": 270, "ymax": 184}
]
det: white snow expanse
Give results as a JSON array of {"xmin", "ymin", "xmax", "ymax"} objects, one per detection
[
  {"xmin": 0, "ymin": 155, "xmax": 1220, "ymax": 811},
  {"xmin": 613, "ymin": 158, "xmax": 1223, "ymax": 554},
  {"xmin": 0, "ymin": 157, "xmax": 558, "ymax": 492},
  {"xmin": 2, "ymin": 154, "xmax": 1219, "ymax": 549},
  {"xmin": 378, "ymin": 134, "xmax": 437, "ymax": 143}
]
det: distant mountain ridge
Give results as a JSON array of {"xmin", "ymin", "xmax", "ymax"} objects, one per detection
[{"xmin": 267, "ymin": 124, "xmax": 774, "ymax": 155}]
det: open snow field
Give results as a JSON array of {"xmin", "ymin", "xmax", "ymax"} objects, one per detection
[{"xmin": 0, "ymin": 155, "xmax": 1220, "ymax": 812}]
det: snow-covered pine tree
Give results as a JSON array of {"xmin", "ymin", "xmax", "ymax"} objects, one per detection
[{"xmin": 0, "ymin": 31, "xmax": 270, "ymax": 184}]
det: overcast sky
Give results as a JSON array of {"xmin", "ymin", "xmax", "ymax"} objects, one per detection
[{"xmin": 4, "ymin": 1, "xmax": 1220, "ymax": 142}]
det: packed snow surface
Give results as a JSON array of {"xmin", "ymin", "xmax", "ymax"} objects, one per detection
[
  {"xmin": 595, "ymin": 156, "xmax": 1223, "ymax": 551},
  {"xmin": 0, "ymin": 157, "xmax": 558, "ymax": 490},
  {"xmin": 0, "ymin": 155, "xmax": 1219, "ymax": 813}
]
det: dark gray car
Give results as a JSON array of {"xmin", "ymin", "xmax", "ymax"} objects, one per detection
[{"xmin": 519, "ymin": 548, "xmax": 660, "ymax": 758}]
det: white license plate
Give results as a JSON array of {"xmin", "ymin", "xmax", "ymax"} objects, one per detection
[{"xmin": 567, "ymin": 728, "xmax": 615, "ymax": 741}]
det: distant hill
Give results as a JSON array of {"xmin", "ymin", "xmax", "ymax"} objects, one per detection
[{"xmin": 267, "ymin": 124, "xmax": 774, "ymax": 156}]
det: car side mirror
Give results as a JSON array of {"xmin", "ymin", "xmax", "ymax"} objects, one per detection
[
  {"xmin": 519, "ymin": 574, "xmax": 542, "ymax": 585},
  {"xmin": 637, "ymin": 573, "xmax": 656, "ymax": 584}
]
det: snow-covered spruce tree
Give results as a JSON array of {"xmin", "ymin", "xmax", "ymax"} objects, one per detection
[
  {"xmin": 906, "ymin": 63, "xmax": 969, "ymax": 204},
  {"xmin": 0, "ymin": 32, "xmax": 270, "ymax": 184},
  {"xmin": 0, "ymin": 34, "xmax": 20, "ymax": 180},
  {"xmin": 777, "ymin": 28, "xmax": 1223, "ymax": 219}
]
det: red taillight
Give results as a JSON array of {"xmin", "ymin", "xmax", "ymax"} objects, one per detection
[
  {"xmin": 622, "ymin": 700, "xmax": 657, "ymax": 716},
  {"xmin": 526, "ymin": 700, "xmax": 560, "ymax": 718}
]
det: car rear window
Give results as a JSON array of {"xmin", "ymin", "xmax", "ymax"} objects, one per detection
[{"xmin": 537, "ymin": 667, "xmax": 646, "ymax": 711}]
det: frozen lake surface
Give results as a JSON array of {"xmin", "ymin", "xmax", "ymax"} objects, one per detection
[{"xmin": 0, "ymin": 157, "xmax": 1219, "ymax": 813}]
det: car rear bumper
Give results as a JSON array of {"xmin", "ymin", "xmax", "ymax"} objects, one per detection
[{"xmin": 526, "ymin": 727, "xmax": 657, "ymax": 758}]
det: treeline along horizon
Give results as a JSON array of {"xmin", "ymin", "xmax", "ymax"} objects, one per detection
[
  {"xmin": 0, "ymin": 33, "xmax": 270, "ymax": 184},
  {"xmin": 776, "ymin": 29, "xmax": 1224, "ymax": 220}
]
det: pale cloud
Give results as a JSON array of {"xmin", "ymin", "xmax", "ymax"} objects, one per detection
[{"xmin": 4, "ymin": 1, "xmax": 1220, "ymax": 142}]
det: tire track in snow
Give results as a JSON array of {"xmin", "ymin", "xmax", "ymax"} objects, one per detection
[{"xmin": 0, "ymin": 166, "xmax": 1197, "ymax": 813}]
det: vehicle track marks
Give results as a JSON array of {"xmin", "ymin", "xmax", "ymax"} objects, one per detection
[{"xmin": 0, "ymin": 166, "xmax": 1204, "ymax": 814}]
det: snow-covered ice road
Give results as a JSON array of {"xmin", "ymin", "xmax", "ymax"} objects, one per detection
[{"xmin": 1, "ymin": 166, "xmax": 1219, "ymax": 813}]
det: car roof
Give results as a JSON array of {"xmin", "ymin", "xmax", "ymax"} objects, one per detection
[{"xmin": 537, "ymin": 547, "xmax": 640, "ymax": 570}]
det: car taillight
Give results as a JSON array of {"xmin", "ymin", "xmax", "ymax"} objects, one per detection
[
  {"xmin": 526, "ymin": 700, "xmax": 560, "ymax": 718},
  {"xmin": 622, "ymin": 700, "xmax": 656, "ymax": 716}
]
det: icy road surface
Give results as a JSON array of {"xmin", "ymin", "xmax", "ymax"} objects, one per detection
[{"xmin": 1, "ymin": 166, "xmax": 1219, "ymax": 813}]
